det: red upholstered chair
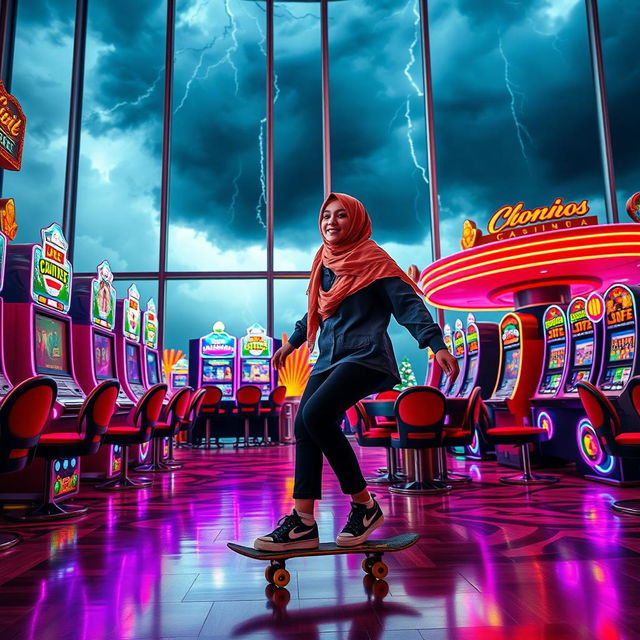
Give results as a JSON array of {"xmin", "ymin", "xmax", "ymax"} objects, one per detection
[
  {"xmin": 259, "ymin": 385, "xmax": 286, "ymax": 445},
  {"xmin": 480, "ymin": 399, "xmax": 558, "ymax": 486},
  {"xmin": 578, "ymin": 379, "xmax": 640, "ymax": 515},
  {"xmin": 438, "ymin": 387, "xmax": 483, "ymax": 485},
  {"xmin": 138, "ymin": 387, "xmax": 192, "ymax": 472},
  {"xmin": 233, "ymin": 385, "xmax": 262, "ymax": 447},
  {"xmin": 372, "ymin": 389, "xmax": 405, "ymax": 476},
  {"xmin": 14, "ymin": 379, "xmax": 120, "ymax": 521},
  {"xmin": 97, "ymin": 383, "xmax": 168, "ymax": 490},
  {"xmin": 353, "ymin": 401, "xmax": 402, "ymax": 484},
  {"xmin": 199, "ymin": 385, "xmax": 224, "ymax": 449},
  {"xmin": 0, "ymin": 376, "xmax": 57, "ymax": 547},
  {"xmin": 179, "ymin": 387, "xmax": 207, "ymax": 445},
  {"xmin": 389, "ymin": 386, "xmax": 451, "ymax": 495}
]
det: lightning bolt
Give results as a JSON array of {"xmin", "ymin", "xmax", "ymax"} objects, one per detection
[
  {"xmin": 256, "ymin": 117, "xmax": 267, "ymax": 230},
  {"xmin": 229, "ymin": 161, "xmax": 242, "ymax": 224},
  {"xmin": 95, "ymin": 67, "xmax": 164, "ymax": 120},
  {"xmin": 498, "ymin": 35, "xmax": 533, "ymax": 168},
  {"xmin": 200, "ymin": 0, "xmax": 239, "ymax": 94},
  {"xmin": 174, "ymin": 35, "xmax": 220, "ymax": 114}
]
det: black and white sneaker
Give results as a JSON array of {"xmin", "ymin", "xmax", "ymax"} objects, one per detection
[
  {"xmin": 254, "ymin": 510, "xmax": 320, "ymax": 552},
  {"xmin": 336, "ymin": 498, "xmax": 384, "ymax": 547}
]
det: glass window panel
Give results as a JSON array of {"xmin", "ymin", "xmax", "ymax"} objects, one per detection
[
  {"xmin": 329, "ymin": 0, "xmax": 432, "ymax": 271},
  {"xmin": 274, "ymin": 278, "xmax": 309, "ymax": 343},
  {"xmin": 164, "ymin": 279, "xmax": 266, "ymax": 356},
  {"xmin": 1, "ymin": 0, "xmax": 75, "ymax": 243},
  {"xmin": 273, "ymin": 3, "xmax": 324, "ymax": 271},
  {"xmin": 74, "ymin": 1, "xmax": 165, "ymax": 272},
  {"xmin": 429, "ymin": 0, "xmax": 604, "ymax": 256},
  {"xmin": 599, "ymin": 1, "xmax": 640, "ymax": 217},
  {"xmin": 168, "ymin": 0, "xmax": 266, "ymax": 271}
]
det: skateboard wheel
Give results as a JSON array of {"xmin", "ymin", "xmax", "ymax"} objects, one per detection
[
  {"xmin": 361, "ymin": 558, "xmax": 373, "ymax": 574},
  {"xmin": 370, "ymin": 561, "xmax": 388, "ymax": 579},
  {"xmin": 265, "ymin": 566, "xmax": 276, "ymax": 583},
  {"xmin": 372, "ymin": 579, "xmax": 389, "ymax": 599},
  {"xmin": 271, "ymin": 587, "xmax": 291, "ymax": 607},
  {"xmin": 272, "ymin": 568, "xmax": 290, "ymax": 587}
]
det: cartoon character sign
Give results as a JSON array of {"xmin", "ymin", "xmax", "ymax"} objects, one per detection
[
  {"xmin": 123, "ymin": 284, "xmax": 141, "ymax": 342},
  {"xmin": 143, "ymin": 299, "xmax": 158, "ymax": 349},
  {"xmin": 91, "ymin": 260, "xmax": 116, "ymax": 330},
  {"xmin": 31, "ymin": 223, "xmax": 72, "ymax": 313}
]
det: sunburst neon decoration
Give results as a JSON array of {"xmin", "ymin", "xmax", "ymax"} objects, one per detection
[
  {"xmin": 278, "ymin": 333, "xmax": 312, "ymax": 397},
  {"xmin": 162, "ymin": 348, "xmax": 184, "ymax": 383}
]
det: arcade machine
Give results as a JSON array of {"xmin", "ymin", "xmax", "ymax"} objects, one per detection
[
  {"xmin": 170, "ymin": 358, "xmax": 189, "ymax": 392},
  {"xmin": 70, "ymin": 260, "xmax": 132, "ymax": 479},
  {"xmin": 0, "ymin": 223, "xmax": 84, "ymax": 504},
  {"xmin": 578, "ymin": 284, "xmax": 640, "ymax": 484},
  {"xmin": 452, "ymin": 315, "xmax": 500, "ymax": 459},
  {"xmin": 446, "ymin": 319, "xmax": 467, "ymax": 398},
  {"xmin": 238, "ymin": 323, "xmax": 279, "ymax": 399},
  {"xmin": 0, "ymin": 227, "xmax": 12, "ymax": 399},
  {"xmin": 189, "ymin": 321, "xmax": 238, "ymax": 399},
  {"xmin": 427, "ymin": 323, "xmax": 453, "ymax": 394},
  {"xmin": 485, "ymin": 312, "xmax": 543, "ymax": 468}
]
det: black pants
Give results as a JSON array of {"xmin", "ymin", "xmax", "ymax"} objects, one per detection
[{"xmin": 293, "ymin": 363, "xmax": 388, "ymax": 500}]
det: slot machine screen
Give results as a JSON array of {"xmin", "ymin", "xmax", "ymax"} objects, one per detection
[
  {"xmin": 609, "ymin": 330, "xmax": 635, "ymax": 362},
  {"xmin": 548, "ymin": 345, "xmax": 565, "ymax": 370},
  {"xmin": 202, "ymin": 359, "xmax": 233, "ymax": 384},
  {"xmin": 93, "ymin": 332, "xmax": 115, "ymax": 379},
  {"xmin": 573, "ymin": 338, "xmax": 594, "ymax": 367},
  {"xmin": 464, "ymin": 357, "xmax": 478, "ymax": 385},
  {"xmin": 172, "ymin": 373, "xmax": 188, "ymax": 388},
  {"xmin": 242, "ymin": 359, "xmax": 270, "ymax": 383},
  {"xmin": 125, "ymin": 343, "xmax": 142, "ymax": 384},
  {"xmin": 146, "ymin": 351, "xmax": 159, "ymax": 385},
  {"xmin": 34, "ymin": 313, "xmax": 70, "ymax": 375},
  {"xmin": 497, "ymin": 348, "xmax": 520, "ymax": 393}
]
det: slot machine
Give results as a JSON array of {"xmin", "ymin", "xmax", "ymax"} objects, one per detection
[
  {"xmin": 0, "ymin": 224, "xmax": 84, "ymax": 504},
  {"xmin": 189, "ymin": 321, "xmax": 238, "ymax": 399},
  {"xmin": 427, "ymin": 324, "xmax": 453, "ymax": 394},
  {"xmin": 170, "ymin": 358, "xmax": 189, "ymax": 392},
  {"xmin": 578, "ymin": 284, "xmax": 640, "ymax": 484},
  {"xmin": 238, "ymin": 323, "xmax": 279, "ymax": 399},
  {"xmin": 70, "ymin": 260, "xmax": 130, "ymax": 479},
  {"xmin": 0, "ymin": 227, "xmax": 12, "ymax": 400},
  {"xmin": 446, "ymin": 319, "xmax": 467, "ymax": 398},
  {"xmin": 142, "ymin": 299, "xmax": 162, "ymax": 388},
  {"xmin": 485, "ymin": 312, "xmax": 543, "ymax": 468},
  {"xmin": 453, "ymin": 315, "xmax": 500, "ymax": 459}
]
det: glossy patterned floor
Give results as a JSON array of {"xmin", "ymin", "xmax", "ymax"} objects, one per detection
[{"xmin": 1, "ymin": 443, "xmax": 640, "ymax": 640}]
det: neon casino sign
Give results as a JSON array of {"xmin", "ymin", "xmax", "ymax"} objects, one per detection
[
  {"xmin": 543, "ymin": 305, "xmax": 566, "ymax": 340},
  {"xmin": 0, "ymin": 80, "xmax": 26, "ymax": 172},
  {"xmin": 241, "ymin": 323, "xmax": 272, "ymax": 358},
  {"xmin": 201, "ymin": 322, "xmax": 236, "ymax": 358},
  {"xmin": 123, "ymin": 284, "xmax": 141, "ymax": 342},
  {"xmin": 31, "ymin": 223, "xmax": 72, "ymax": 313},
  {"xmin": 500, "ymin": 316, "xmax": 520, "ymax": 347},
  {"xmin": 143, "ymin": 299, "xmax": 158, "ymax": 349},
  {"xmin": 91, "ymin": 260, "xmax": 116, "ymax": 331}
]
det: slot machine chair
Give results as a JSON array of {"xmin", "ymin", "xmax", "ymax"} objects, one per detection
[
  {"xmin": 138, "ymin": 386, "xmax": 192, "ymax": 472},
  {"xmin": 389, "ymin": 386, "xmax": 452, "ymax": 495},
  {"xmin": 372, "ymin": 390, "xmax": 404, "ymax": 476},
  {"xmin": 479, "ymin": 400, "xmax": 559, "ymax": 486},
  {"xmin": 197, "ymin": 385, "xmax": 224, "ymax": 449},
  {"xmin": 353, "ymin": 401, "xmax": 401, "ymax": 484},
  {"xmin": 97, "ymin": 383, "xmax": 168, "ymax": 490},
  {"xmin": 259, "ymin": 385, "xmax": 287, "ymax": 445},
  {"xmin": 233, "ymin": 385, "xmax": 262, "ymax": 447},
  {"xmin": 578, "ymin": 379, "xmax": 640, "ymax": 515},
  {"xmin": 438, "ymin": 387, "xmax": 483, "ymax": 485},
  {"xmin": 178, "ymin": 387, "xmax": 207, "ymax": 445},
  {"xmin": 0, "ymin": 377, "xmax": 57, "ymax": 547},
  {"xmin": 10, "ymin": 379, "xmax": 120, "ymax": 521}
]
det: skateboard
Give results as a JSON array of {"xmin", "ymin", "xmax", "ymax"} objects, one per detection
[{"xmin": 227, "ymin": 532, "xmax": 419, "ymax": 588}]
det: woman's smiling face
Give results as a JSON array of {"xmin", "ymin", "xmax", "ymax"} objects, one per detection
[{"xmin": 321, "ymin": 199, "xmax": 351, "ymax": 245}]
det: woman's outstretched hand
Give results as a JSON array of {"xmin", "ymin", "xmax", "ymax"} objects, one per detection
[
  {"xmin": 273, "ymin": 342, "xmax": 295, "ymax": 369},
  {"xmin": 435, "ymin": 348, "xmax": 459, "ymax": 383}
]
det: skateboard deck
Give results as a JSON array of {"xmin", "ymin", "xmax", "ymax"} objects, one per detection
[{"xmin": 228, "ymin": 533, "xmax": 419, "ymax": 587}]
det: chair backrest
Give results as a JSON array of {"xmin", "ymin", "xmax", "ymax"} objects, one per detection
[
  {"xmin": 181, "ymin": 387, "xmax": 207, "ymax": 431},
  {"xmin": 268, "ymin": 385, "xmax": 287, "ymax": 409},
  {"xmin": 0, "ymin": 376, "xmax": 57, "ymax": 473},
  {"xmin": 395, "ymin": 386, "xmax": 447, "ymax": 436},
  {"xmin": 629, "ymin": 376, "xmax": 640, "ymax": 418},
  {"xmin": 577, "ymin": 381, "xmax": 621, "ymax": 449},
  {"xmin": 162, "ymin": 387, "xmax": 192, "ymax": 434},
  {"xmin": 133, "ymin": 384, "xmax": 168, "ymax": 439},
  {"xmin": 236, "ymin": 385, "xmax": 262, "ymax": 413},
  {"xmin": 460, "ymin": 386, "xmax": 483, "ymax": 434},
  {"xmin": 77, "ymin": 379, "xmax": 120, "ymax": 455},
  {"xmin": 201, "ymin": 385, "xmax": 223, "ymax": 414},
  {"xmin": 375, "ymin": 389, "xmax": 400, "ymax": 401}
]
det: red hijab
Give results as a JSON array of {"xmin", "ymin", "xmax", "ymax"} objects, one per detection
[{"xmin": 306, "ymin": 192, "xmax": 424, "ymax": 348}]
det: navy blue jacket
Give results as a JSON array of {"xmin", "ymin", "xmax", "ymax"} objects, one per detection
[{"xmin": 288, "ymin": 267, "xmax": 447, "ymax": 390}]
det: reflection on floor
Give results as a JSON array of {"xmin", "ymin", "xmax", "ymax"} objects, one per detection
[{"xmin": 1, "ymin": 443, "xmax": 640, "ymax": 639}]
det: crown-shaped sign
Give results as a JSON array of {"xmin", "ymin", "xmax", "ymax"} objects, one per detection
[
  {"xmin": 31, "ymin": 222, "xmax": 72, "ymax": 313},
  {"xmin": 443, "ymin": 323, "xmax": 451, "ymax": 335},
  {"xmin": 144, "ymin": 298, "xmax": 158, "ymax": 348},
  {"xmin": 91, "ymin": 260, "xmax": 116, "ymax": 330},
  {"xmin": 466, "ymin": 313, "xmax": 476, "ymax": 325},
  {"xmin": 454, "ymin": 318, "xmax": 463, "ymax": 330},
  {"xmin": 123, "ymin": 284, "xmax": 141, "ymax": 342},
  {"xmin": 241, "ymin": 323, "xmax": 272, "ymax": 358},
  {"xmin": 201, "ymin": 321, "xmax": 236, "ymax": 358}
]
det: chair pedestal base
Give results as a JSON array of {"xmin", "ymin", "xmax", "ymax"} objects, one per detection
[
  {"xmin": 7, "ymin": 500, "xmax": 89, "ymax": 522},
  {"xmin": 438, "ymin": 471, "xmax": 473, "ymax": 484},
  {"xmin": 96, "ymin": 475, "xmax": 152, "ymax": 490},
  {"xmin": 389, "ymin": 480, "xmax": 452, "ymax": 495},
  {"xmin": 612, "ymin": 499, "xmax": 640, "ymax": 516},
  {"xmin": 499, "ymin": 473, "xmax": 559, "ymax": 486},
  {"xmin": 366, "ymin": 472, "xmax": 404, "ymax": 484},
  {"xmin": 0, "ymin": 532, "xmax": 20, "ymax": 551}
]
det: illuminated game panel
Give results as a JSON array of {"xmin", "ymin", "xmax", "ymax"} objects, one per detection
[
  {"xmin": 146, "ymin": 351, "xmax": 159, "ymax": 385},
  {"xmin": 34, "ymin": 313, "xmax": 70, "ymax": 375},
  {"xmin": 125, "ymin": 343, "xmax": 142, "ymax": 385},
  {"xmin": 573, "ymin": 338, "xmax": 594, "ymax": 367},
  {"xmin": 93, "ymin": 332, "xmax": 115, "ymax": 380},
  {"xmin": 242, "ymin": 359, "xmax": 270, "ymax": 383},
  {"xmin": 460, "ymin": 356, "xmax": 478, "ymax": 396},
  {"xmin": 496, "ymin": 347, "xmax": 520, "ymax": 397}
]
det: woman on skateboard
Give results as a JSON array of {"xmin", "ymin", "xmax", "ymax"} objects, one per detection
[{"xmin": 254, "ymin": 193, "xmax": 458, "ymax": 551}]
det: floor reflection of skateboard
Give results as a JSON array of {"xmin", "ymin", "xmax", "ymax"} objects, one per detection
[{"xmin": 227, "ymin": 532, "xmax": 419, "ymax": 588}]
